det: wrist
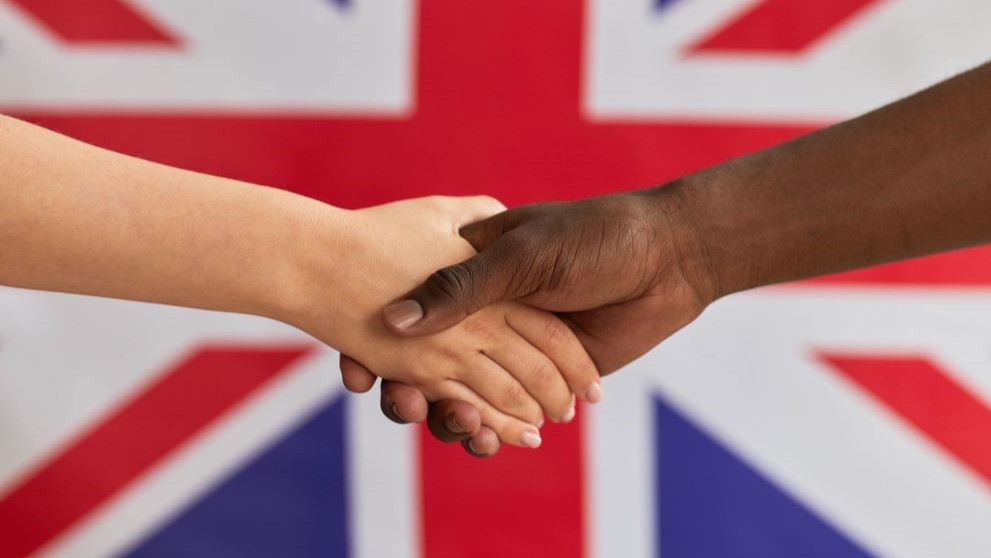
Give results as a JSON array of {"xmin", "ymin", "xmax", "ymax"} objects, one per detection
[
  {"xmin": 267, "ymin": 198, "xmax": 399, "ymax": 360},
  {"xmin": 246, "ymin": 188, "xmax": 357, "ymax": 329},
  {"xmin": 639, "ymin": 175, "xmax": 740, "ymax": 306}
]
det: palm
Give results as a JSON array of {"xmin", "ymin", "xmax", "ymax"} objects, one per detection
[{"xmin": 561, "ymin": 284, "xmax": 703, "ymax": 375}]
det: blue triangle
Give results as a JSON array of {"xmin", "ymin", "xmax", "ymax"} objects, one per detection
[
  {"xmin": 123, "ymin": 394, "xmax": 351, "ymax": 558},
  {"xmin": 653, "ymin": 395, "xmax": 876, "ymax": 558}
]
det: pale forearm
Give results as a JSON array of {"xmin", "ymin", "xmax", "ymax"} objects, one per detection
[
  {"xmin": 0, "ymin": 115, "xmax": 346, "ymax": 320},
  {"xmin": 0, "ymin": 117, "xmax": 593, "ymax": 445}
]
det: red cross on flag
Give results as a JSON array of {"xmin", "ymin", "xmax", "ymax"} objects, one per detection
[{"xmin": 1, "ymin": 1, "xmax": 990, "ymax": 557}]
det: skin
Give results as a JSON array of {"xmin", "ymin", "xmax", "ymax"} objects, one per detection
[
  {"xmin": 343, "ymin": 61, "xmax": 991, "ymax": 456},
  {"xmin": 0, "ymin": 115, "xmax": 604, "ymax": 449}
]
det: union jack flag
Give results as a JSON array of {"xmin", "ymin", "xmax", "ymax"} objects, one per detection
[{"xmin": 1, "ymin": 1, "xmax": 990, "ymax": 557}]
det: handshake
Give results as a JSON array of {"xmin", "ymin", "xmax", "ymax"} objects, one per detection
[
  {"xmin": 10, "ymin": 53, "xmax": 980, "ymax": 460},
  {"xmin": 0, "ymin": 115, "xmax": 729, "ymax": 459},
  {"xmin": 1, "ymin": 116, "xmax": 714, "ymax": 460},
  {"xmin": 295, "ymin": 190, "xmax": 714, "ymax": 458}
]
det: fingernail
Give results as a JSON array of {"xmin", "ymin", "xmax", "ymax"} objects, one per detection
[
  {"xmin": 445, "ymin": 415, "xmax": 465, "ymax": 434},
  {"xmin": 466, "ymin": 438, "xmax": 484, "ymax": 456},
  {"xmin": 585, "ymin": 382, "xmax": 603, "ymax": 404},
  {"xmin": 562, "ymin": 405, "xmax": 576, "ymax": 423},
  {"xmin": 384, "ymin": 300, "xmax": 424, "ymax": 330},
  {"xmin": 521, "ymin": 430, "xmax": 542, "ymax": 449},
  {"xmin": 537, "ymin": 418, "xmax": 545, "ymax": 429},
  {"xmin": 391, "ymin": 404, "xmax": 408, "ymax": 422}
]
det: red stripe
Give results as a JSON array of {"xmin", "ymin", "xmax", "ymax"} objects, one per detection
[
  {"xmin": 689, "ymin": 0, "xmax": 884, "ymax": 54},
  {"xmin": 416, "ymin": 3, "xmax": 585, "ymax": 557},
  {"xmin": 820, "ymin": 354, "xmax": 991, "ymax": 486},
  {"xmin": 419, "ymin": 414, "xmax": 585, "ymax": 558},
  {"xmin": 8, "ymin": 0, "xmax": 178, "ymax": 45},
  {"xmin": 805, "ymin": 247, "xmax": 991, "ymax": 287},
  {"xmin": 0, "ymin": 345, "xmax": 313, "ymax": 558},
  {"xmin": 3, "ymin": 4, "xmax": 799, "ymax": 557},
  {"xmin": 4, "ymin": 0, "xmax": 990, "ymax": 554}
]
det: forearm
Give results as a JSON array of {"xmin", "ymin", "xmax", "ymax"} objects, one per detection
[
  {"xmin": 666, "ymin": 61, "xmax": 991, "ymax": 299},
  {"xmin": 0, "ymin": 115, "xmax": 348, "ymax": 321}
]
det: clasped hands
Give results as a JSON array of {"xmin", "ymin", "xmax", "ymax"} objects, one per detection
[
  {"xmin": 0, "ymin": 110, "xmax": 712, "ymax": 455},
  {"xmin": 310, "ymin": 186, "xmax": 714, "ymax": 457}
]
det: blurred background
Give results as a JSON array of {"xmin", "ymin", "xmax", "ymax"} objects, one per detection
[{"xmin": 1, "ymin": 0, "xmax": 990, "ymax": 557}]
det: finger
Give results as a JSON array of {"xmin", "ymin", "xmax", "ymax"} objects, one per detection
[
  {"xmin": 383, "ymin": 230, "xmax": 538, "ymax": 336},
  {"xmin": 458, "ymin": 349, "xmax": 545, "ymax": 426},
  {"xmin": 440, "ymin": 380, "xmax": 542, "ymax": 449},
  {"xmin": 339, "ymin": 354, "xmax": 378, "ymax": 393},
  {"xmin": 462, "ymin": 427, "xmax": 501, "ymax": 458},
  {"xmin": 380, "ymin": 380, "xmax": 429, "ymax": 425},
  {"xmin": 505, "ymin": 308, "xmax": 603, "ymax": 404},
  {"xmin": 426, "ymin": 399, "xmax": 482, "ymax": 443},
  {"xmin": 484, "ymin": 320, "xmax": 576, "ymax": 423}
]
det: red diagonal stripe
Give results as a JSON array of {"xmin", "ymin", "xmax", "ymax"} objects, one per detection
[
  {"xmin": 8, "ymin": 0, "xmax": 178, "ymax": 45},
  {"xmin": 820, "ymin": 354, "xmax": 991, "ymax": 486},
  {"xmin": 689, "ymin": 0, "xmax": 885, "ymax": 54},
  {"xmin": 0, "ymin": 344, "xmax": 313, "ymax": 558}
]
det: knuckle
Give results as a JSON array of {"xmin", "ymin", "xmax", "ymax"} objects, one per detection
[
  {"xmin": 437, "ymin": 343, "xmax": 463, "ymax": 365},
  {"xmin": 425, "ymin": 195, "xmax": 449, "ymax": 208},
  {"xmin": 522, "ymin": 400, "xmax": 545, "ymax": 425},
  {"xmin": 500, "ymin": 381, "xmax": 528, "ymax": 406},
  {"xmin": 540, "ymin": 316, "xmax": 570, "ymax": 351},
  {"xmin": 447, "ymin": 344, "xmax": 474, "ymax": 367},
  {"xmin": 461, "ymin": 317, "xmax": 498, "ymax": 345},
  {"xmin": 502, "ymin": 391, "xmax": 542, "ymax": 425},
  {"xmin": 491, "ymin": 420, "xmax": 519, "ymax": 443},
  {"xmin": 424, "ymin": 264, "xmax": 473, "ymax": 305},
  {"xmin": 500, "ymin": 234, "xmax": 554, "ymax": 294},
  {"xmin": 460, "ymin": 317, "xmax": 485, "ymax": 337},
  {"xmin": 528, "ymin": 357, "xmax": 558, "ymax": 393},
  {"xmin": 409, "ymin": 361, "xmax": 442, "ymax": 387},
  {"xmin": 408, "ymin": 369, "xmax": 431, "ymax": 386}
]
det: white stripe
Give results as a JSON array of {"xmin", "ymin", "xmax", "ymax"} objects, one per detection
[
  {"xmin": 0, "ymin": 289, "xmax": 306, "ymax": 494},
  {"xmin": 350, "ymin": 378, "xmax": 419, "ymax": 558},
  {"xmin": 0, "ymin": 289, "xmax": 417, "ymax": 558},
  {"xmin": 586, "ymin": 0, "xmax": 991, "ymax": 122},
  {"xmin": 37, "ymin": 349, "xmax": 342, "ymax": 558},
  {"xmin": 0, "ymin": 0, "xmax": 414, "ymax": 112},
  {"xmin": 587, "ymin": 366, "xmax": 656, "ymax": 558}
]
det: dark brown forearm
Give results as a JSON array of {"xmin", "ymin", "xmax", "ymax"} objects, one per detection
[{"xmin": 670, "ymin": 62, "xmax": 991, "ymax": 298}]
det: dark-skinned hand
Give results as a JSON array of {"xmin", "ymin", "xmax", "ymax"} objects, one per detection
[
  {"xmin": 345, "ymin": 61, "xmax": 991, "ymax": 456},
  {"xmin": 340, "ymin": 184, "xmax": 718, "ymax": 457}
]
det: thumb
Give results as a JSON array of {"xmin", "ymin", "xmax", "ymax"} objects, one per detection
[
  {"xmin": 459, "ymin": 209, "xmax": 513, "ymax": 251},
  {"xmin": 459, "ymin": 204, "xmax": 536, "ymax": 251},
  {"xmin": 383, "ymin": 232, "xmax": 532, "ymax": 336}
]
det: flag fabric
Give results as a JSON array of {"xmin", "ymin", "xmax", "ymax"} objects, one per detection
[{"xmin": 1, "ymin": 1, "xmax": 990, "ymax": 557}]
